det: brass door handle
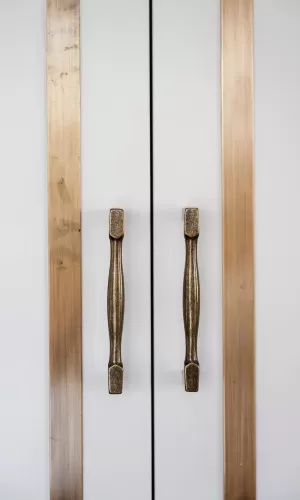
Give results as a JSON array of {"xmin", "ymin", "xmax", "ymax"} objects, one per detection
[
  {"xmin": 183, "ymin": 208, "xmax": 200, "ymax": 392},
  {"xmin": 107, "ymin": 209, "xmax": 124, "ymax": 394}
]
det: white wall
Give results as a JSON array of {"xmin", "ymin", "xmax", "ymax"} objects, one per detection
[
  {"xmin": 0, "ymin": 0, "xmax": 49, "ymax": 499},
  {"xmin": 255, "ymin": 1, "xmax": 300, "ymax": 499}
]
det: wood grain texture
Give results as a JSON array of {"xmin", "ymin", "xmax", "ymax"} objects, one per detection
[
  {"xmin": 47, "ymin": 0, "xmax": 82, "ymax": 498},
  {"xmin": 221, "ymin": 1, "xmax": 255, "ymax": 499}
]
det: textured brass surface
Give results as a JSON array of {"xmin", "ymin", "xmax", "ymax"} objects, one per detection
[
  {"xmin": 48, "ymin": 0, "xmax": 82, "ymax": 497},
  {"xmin": 222, "ymin": 1, "xmax": 256, "ymax": 496},
  {"xmin": 183, "ymin": 208, "xmax": 200, "ymax": 392},
  {"xmin": 184, "ymin": 207, "xmax": 199, "ymax": 239},
  {"xmin": 109, "ymin": 208, "xmax": 124, "ymax": 239},
  {"xmin": 185, "ymin": 363, "xmax": 200, "ymax": 392},
  {"xmin": 108, "ymin": 365, "xmax": 124, "ymax": 395},
  {"xmin": 107, "ymin": 209, "xmax": 124, "ymax": 394}
]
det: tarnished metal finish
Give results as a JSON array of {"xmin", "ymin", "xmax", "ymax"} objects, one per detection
[
  {"xmin": 184, "ymin": 207, "xmax": 199, "ymax": 239},
  {"xmin": 183, "ymin": 208, "xmax": 200, "ymax": 392},
  {"xmin": 109, "ymin": 208, "xmax": 124, "ymax": 239},
  {"xmin": 107, "ymin": 209, "xmax": 124, "ymax": 394}
]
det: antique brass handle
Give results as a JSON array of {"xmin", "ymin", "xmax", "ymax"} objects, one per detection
[
  {"xmin": 183, "ymin": 208, "xmax": 200, "ymax": 392},
  {"xmin": 107, "ymin": 209, "xmax": 125, "ymax": 394}
]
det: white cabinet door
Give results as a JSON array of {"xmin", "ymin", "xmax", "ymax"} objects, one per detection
[
  {"xmin": 81, "ymin": 1, "xmax": 151, "ymax": 499},
  {"xmin": 153, "ymin": 1, "xmax": 223, "ymax": 499},
  {"xmin": 0, "ymin": 1, "xmax": 48, "ymax": 499},
  {"xmin": 255, "ymin": 1, "xmax": 300, "ymax": 498},
  {"xmin": 153, "ymin": 2, "xmax": 300, "ymax": 500},
  {"xmin": 3, "ymin": 1, "xmax": 300, "ymax": 499}
]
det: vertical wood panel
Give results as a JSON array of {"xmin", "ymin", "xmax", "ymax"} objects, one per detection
[
  {"xmin": 47, "ymin": 0, "xmax": 82, "ymax": 499},
  {"xmin": 221, "ymin": 1, "xmax": 255, "ymax": 499}
]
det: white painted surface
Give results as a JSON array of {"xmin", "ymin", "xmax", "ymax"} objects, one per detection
[
  {"xmin": 153, "ymin": 1, "xmax": 223, "ymax": 498},
  {"xmin": 0, "ymin": 0, "xmax": 48, "ymax": 499},
  {"xmin": 255, "ymin": 2, "xmax": 300, "ymax": 499},
  {"xmin": 1, "ymin": 1, "xmax": 300, "ymax": 499},
  {"xmin": 81, "ymin": 1, "xmax": 151, "ymax": 499}
]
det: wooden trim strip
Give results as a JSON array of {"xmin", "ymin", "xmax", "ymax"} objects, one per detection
[
  {"xmin": 47, "ymin": 0, "xmax": 82, "ymax": 499},
  {"xmin": 221, "ymin": 1, "xmax": 255, "ymax": 499}
]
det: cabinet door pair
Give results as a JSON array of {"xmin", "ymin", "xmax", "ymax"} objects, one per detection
[{"xmin": 81, "ymin": 1, "xmax": 221, "ymax": 499}]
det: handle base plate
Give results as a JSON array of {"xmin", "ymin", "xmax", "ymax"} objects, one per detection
[
  {"xmin": 184, "ymin": 362, "xmax": 199, "ymax": 392},
  {"xmin": 108, "ymin": 364, "xmax": 123, "ymax": 394}
]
